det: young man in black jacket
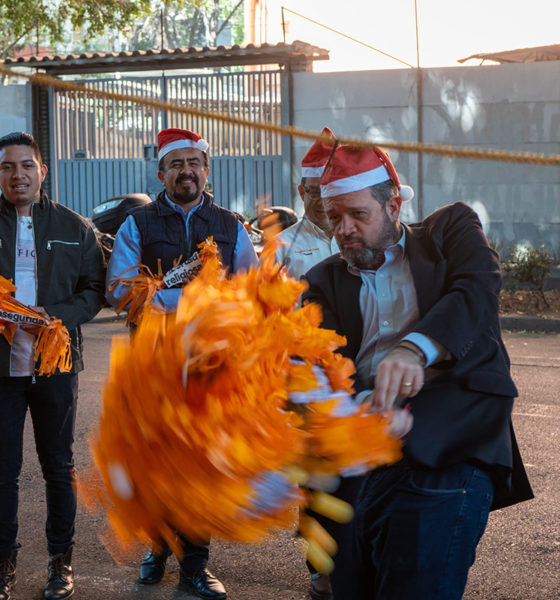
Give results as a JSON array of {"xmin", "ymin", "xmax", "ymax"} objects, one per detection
[{"xmin": 0, "ymin": 132, "xmax": 105, "ymax": 600}]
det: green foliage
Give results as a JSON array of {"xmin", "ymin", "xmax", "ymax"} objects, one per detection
[
  {"xmin": 0, "ymin": 0, "xmax": 151, "ymax": 58},
  {"xmin": 129, "ymin": 0, "xmax": 244, "ymax": 51},
  {"xmin": 485, "ymin": 234, "xmax": 505, "ymax": 261},
  {"xmin": 0, "ymin": 0, "xmax": 244, "ymax": 59},
  {"xmin": 502, "ymin": 245, "xmax": 554, "ymax": 303}
]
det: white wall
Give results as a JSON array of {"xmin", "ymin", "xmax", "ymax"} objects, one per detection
[
  {"xmin": 0, "ymin": 84, "xmax": 32, "ymax": 136},
  {"xmin": 293, "ymin": 62, "xmax": 560, "ymax": 255}
]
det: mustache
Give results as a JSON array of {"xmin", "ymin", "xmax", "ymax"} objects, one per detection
[
  {"xmin": 340, "ymin": 235, "xmax": 365, "ymax": 244},
  {"xmin": 176, "ymin": 175, "xmax": 198, "ymax": 185}
]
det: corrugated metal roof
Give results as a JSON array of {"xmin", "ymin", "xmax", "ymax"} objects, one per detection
[
  {"xmin": 2, "ymin": 41, "xmax": 329, "ymax": 74},
  {"xmin": 458, "ymin": 44, "xmax": 560, "ymax": 64}
]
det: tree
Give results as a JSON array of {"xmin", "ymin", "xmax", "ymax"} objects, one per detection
[
  {"xmin": 0, "ymin": 0, "xmax": 151, "ymax": 59},
  {"xmin": 129, "ymin": 0, "xmax": 244, "ymax": 52},
  {"xmin": 0, "ymin": 0, "xmax": 244, "ymax": 60}
]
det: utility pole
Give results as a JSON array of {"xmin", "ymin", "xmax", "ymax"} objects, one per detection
[
  {"xmin": 414, "ymin": 0, "xmax": 424, "ymax": 219},
  {"xmin": 160, "ymin": 6, "xmax": 165, "ymax": 50}
]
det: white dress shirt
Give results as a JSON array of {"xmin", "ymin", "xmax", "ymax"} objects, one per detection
[
  {"xmin": 350, "ymin": 229, "xmax": 440, "ymax": 389},
  {"xmin": 273, "ymin": 217, "xmax": 337, "ymax": 279}
]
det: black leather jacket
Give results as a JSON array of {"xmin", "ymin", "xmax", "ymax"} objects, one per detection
[{"xmin": 0, "ymin": 194, "xmax": 105, "ymax": 376}]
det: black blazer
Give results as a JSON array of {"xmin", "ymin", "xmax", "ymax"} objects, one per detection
[{"xmin": 303, "ymin": 202, "xmax": 533, "ymax": 510}]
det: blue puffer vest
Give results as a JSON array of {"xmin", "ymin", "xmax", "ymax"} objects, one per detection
[{"xmin": 131, "ymin": 191, "xmax": 239, "ymax": 276}]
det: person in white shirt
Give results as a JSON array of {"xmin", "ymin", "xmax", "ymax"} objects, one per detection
[
  {"xmin": 273, "ymin": 128, "xmax": 338, "ymax": 281},
  {"xmin": 271, "ymin": 128, "xmax": 339, "ymax": 600}
]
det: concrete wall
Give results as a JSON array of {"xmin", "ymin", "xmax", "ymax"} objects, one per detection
[
  {"xmin": 2, "ymin": 65, "xmax": 560, "ymax": 255},
  {"xmin": 293, "ymin": 62, "xmax": 560, "ymax": 256},
  {"xmin": 0, "ymin": 84, "xmax": 32, "ymax": 136}
]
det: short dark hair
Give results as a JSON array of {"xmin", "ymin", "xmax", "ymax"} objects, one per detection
[
  {"xmin": 158, "ymin": 149, "xmax": 209, "ymax": 173},
  {"xmin": 369, "ymin": 181, "xmax": 399, "ymax": 207},
  {"xmin": 0, "ymin": 132, "xmax": 43, "ymax": 164}
]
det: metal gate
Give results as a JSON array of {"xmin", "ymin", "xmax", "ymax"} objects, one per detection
[{"xmin": 50, "ymin": 70, "xmax": 291, "ymax": 218}]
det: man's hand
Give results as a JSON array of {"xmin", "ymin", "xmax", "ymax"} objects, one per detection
[
  {"xmin": 371, "ymin": 344, "xmax": 425, "ymax": 412},
  {"xmin": 20, "ymin": 306, "xmax": 50, "ymax": 335}
]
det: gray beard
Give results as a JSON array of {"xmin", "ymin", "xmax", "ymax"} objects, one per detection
[
  {"xmin": 342, "ymin": 245, "xmax": 386, "ymax": 270},
  {"xmin": 340, "ymin": 221, "xmax": 401, "ymax": 270}
]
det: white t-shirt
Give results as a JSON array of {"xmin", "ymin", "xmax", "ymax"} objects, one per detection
[{"xmin": 10, "ymin": 216, "xmax": 38, "ymax": 376}]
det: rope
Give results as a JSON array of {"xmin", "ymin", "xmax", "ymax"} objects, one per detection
[{"xmin": 2, "ymin": 64, "xmax": 560, "ymax": 166}]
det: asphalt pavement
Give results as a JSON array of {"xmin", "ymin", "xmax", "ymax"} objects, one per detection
[
  {"xmin": 12, "ymin": 321, "xmax": 560, "ymax": 599},
  {"xmin": 93, "ymin": 306, "xmax": 560, "ymax": 333}
]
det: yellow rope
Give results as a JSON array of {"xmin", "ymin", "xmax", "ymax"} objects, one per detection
[{"xmin": 2, "ymin": 64, "xmax": 560, "ymax": 166}]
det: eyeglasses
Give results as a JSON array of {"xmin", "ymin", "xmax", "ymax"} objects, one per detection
[{"xmin": 302, "ymin": 186, "xmax": 321, "ymax": 197}]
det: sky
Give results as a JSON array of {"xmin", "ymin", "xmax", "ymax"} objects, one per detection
[{"xmin": 269, "ymin": 0, "xmax": 560, "ymax": 71}]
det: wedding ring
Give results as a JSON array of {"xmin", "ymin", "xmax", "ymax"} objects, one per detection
[{"xmin": 402, "ymin": 381, "xmax": 412, "ymax": 387}]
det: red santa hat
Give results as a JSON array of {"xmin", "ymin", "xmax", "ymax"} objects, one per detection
[
  {"xmin": 320, "ymin": 144, "xmax": 414, "ymax": 202},
  {"xmin": 301, "ymin": 127, "xmax": 336, "ymax": 178},
  {"xmin": 157, "ymin": 128, "xmax": 209, "ymax": 161}
]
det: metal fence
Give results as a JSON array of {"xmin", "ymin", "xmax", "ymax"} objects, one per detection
[{"xmin": 50, "ymin": 70, "xmax": 290, "ymax": 217}]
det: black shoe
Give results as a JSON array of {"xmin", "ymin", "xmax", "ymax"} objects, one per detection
[
  {"xmin": 0, "ymin": 552, "xmax": 17, "ymax": 600},
  {"xmin": 309, "ymin": 572, "xmax": 333, "ymax": 600},
  {"xmin": 43, "ymin": 547, "xmax": 74, "ymax": 600},
  {"xmin": 179, "ymin": 568, "xmax": 227, "ymax": 599},
  {"xmin": 138, "ymin": 546, "xmax": 171, "ymax": 585}
]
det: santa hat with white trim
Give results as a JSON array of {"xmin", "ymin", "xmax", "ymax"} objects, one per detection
[
  {"xmin": 301, "ymin": 127, "xmax": 336, "ymax": 178},
  {"xmin": 320, "ymin": 144, "xmax": 414, "ymax": 202},
  {"xmin": 157, "ymin": 128, "xmax": 209, "ymax": 161}
]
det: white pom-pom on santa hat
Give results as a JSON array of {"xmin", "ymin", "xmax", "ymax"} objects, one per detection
[{"xmin": 398, "ymin": 184, "xmax": 414, "ymax": 202}]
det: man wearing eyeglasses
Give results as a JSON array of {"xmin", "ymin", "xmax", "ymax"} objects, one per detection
[
  {"xmin": 273, "ymin": 128, "xmax": 338, "ymax": 280},
  {"xmin": 106, "ymin": 127, "xmax": 258, "ymax": 600},
  {"xmin": 272, "ymin": 128, "xmax": 340, "ymax": 600}
]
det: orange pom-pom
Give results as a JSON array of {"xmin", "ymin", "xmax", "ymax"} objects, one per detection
[
  {"xmin": 33, "ymin": 318, "xmax": 72, "ymax": 376},
  {"xmin": 82, "ymin": 237, "xmax": 402, "ymax": 556},
  {"xmin": 0, "ymin": 275, "xmax": 72, "ymax": 375}
]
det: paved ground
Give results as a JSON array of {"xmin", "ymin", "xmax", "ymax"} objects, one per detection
[{"xmin": 11, "ymin": 322, "xmax": 560, "ymax": 599}]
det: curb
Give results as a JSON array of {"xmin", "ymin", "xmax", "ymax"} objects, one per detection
[
  {"xmin": 89, "ymin": 310, "xmax": 126, "ymax": 324},
  {"xmin": 90, "ymin": 312, "xmax": 560, "ymax": 333},
  {"xmin": 91, "ymin": 314, "xmax": 126, "ymax": 324},
  {"xmin": 500, "ymin": 316, "xmax": 560, "ymax": 333}
]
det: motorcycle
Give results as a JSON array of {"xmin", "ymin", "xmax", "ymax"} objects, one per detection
[
  {"xmin": 91, "ymin": 195, "xmax": 298, "ymax": 261},
  {"xmin": 90, "ymin": 194, "xmax": 152, "ymax": 262}
]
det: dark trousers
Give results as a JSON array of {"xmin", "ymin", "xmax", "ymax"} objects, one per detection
[
  {"xmin": 128, "ymin": 328, "xmax": 209, "ymax": 575},
  {"xmin": 153, "ymin": 533, "xmax": 209, "ymax": 574},
  {"xmin": 305, "ymin": 475, "xmax": 365, "ymax": 596},
  {"xmin": 0, "ymin": 374, "xmax": 78, "ymax": 558},
  {"xmin": 341, "ymin": 462, "xmax": 493, "ymax": 600},
  {"xmin": 176, "ymin": 532, "xmax": 210, "ymax": 573}
]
